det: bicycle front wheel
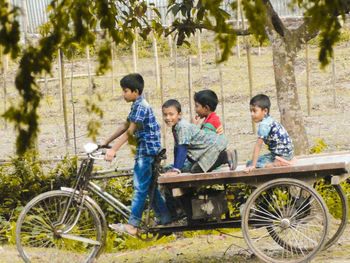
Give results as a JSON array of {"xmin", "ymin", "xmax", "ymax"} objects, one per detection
[{"xmin": 16, "ymin": 190, "xmax": 103, "ymax": 263}]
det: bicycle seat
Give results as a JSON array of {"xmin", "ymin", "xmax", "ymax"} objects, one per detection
[{"xmin": 155, "ymin": 148, "xmax": 166, "ymax": 162}]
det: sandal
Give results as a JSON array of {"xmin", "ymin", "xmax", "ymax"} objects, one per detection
[
  {"xmin": 109, "ymin": 223, "xmax": 136, "ymax": 237},
  {"xmin": 227, "ymin": 149, "xmax": 238, "ymax": 170}
]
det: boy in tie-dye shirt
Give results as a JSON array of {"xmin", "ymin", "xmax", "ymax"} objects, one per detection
[{"xmin": 245, "ymin": 94, "xmax": 296, "ymax": 172}]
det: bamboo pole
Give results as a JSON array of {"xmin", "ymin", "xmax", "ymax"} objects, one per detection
[
  {"xmin": 132, "ymin": 31, "xmax": 138, "ymax": 72},
  {"xmin": 236, "ymin": 0, "xmax": 241, "ymax": 58},
  {"xmin": 167, "ymin": 16, "xmax": 173, "ymax": 58},
  {"xmin": 86, "ymin": 46, "xmax": 92, "ymax": 93},
  {"xmin": 306, "ymin": 43, "xmax": 311, "ymax": 116},
  {"xmin": 188, "ymin": 56, "xmax": 193, "ymax": 118},
  {"xmin": 215, "ymin": 45, "xmax": 226, "ymax": 133},
  {"xmin": 168, "ymin": 35, "xmax": 173, "ymax": 58},
  {"xmin": 70, "ymin": 58, "xmax": 77, "ymax": 155},
  {"xmin": 332, "ymin": 55, "xmax": 336, "ymax": 106},
  {"xmin": 21, "ymin": 0, "xmax": 29, "ymax": 45},
  {"xmin": 197, "ymin": 30, "xmax": 202, "ymax": 73},
  {"xmin": 174, "ymin": 35, "xmax": 178, "ymax": 87},
  {"xmin": 153, "ymin": 32, "xmax": 160, "ymax": 88},
  {"xmin": 239, "ymin": 0, "xmax": 255, "ymax": 133},
  {"xmin": 58, "ymin": 49, "xmax": 69, "ymax": 149},
  {"xmin": 1, "ymin": 48, "xmax": 7, "ymax": 129},
  {"xmin": 111, "ymin": 41, "xmax": 115, "ymax": 96},
  {"xmin": 160, "ymin": 65, "xmax": 167, "ymax": 150}
]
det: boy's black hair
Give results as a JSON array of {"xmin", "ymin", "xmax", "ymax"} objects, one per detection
[
  {"xmin": 250, "ymin": 94, "xmax": 271, "ymax": 113},
  {"xmin": 120, "ymin": 73, "xmax": 144, "ymax": 95},
  {"xmin": 194, "ymin": 89, "xmax": 218, "ymax": 111},
  {"xmin": 162, "ymin": 99, "xmax": 182, "ymax": 113}
]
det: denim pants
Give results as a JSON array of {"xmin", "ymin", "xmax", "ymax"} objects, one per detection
[
  {"xmin": 246, "ymin": 152, "xmax": 293, "ymax": 168},
  {"xmin": 129, "ymin": 156, "xmax": 172, "ymax": 227}
]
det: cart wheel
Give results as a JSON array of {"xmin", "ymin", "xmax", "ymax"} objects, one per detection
[
  {"xmin": 242, "ymin": 178, "xmax": 329, "ymax": 263},
  {"xmin": 315, "ymin": 183, "xmax": 348, "ymax": 249}
]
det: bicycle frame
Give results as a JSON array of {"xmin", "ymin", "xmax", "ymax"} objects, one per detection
[{"xmin": 59, "ymin": 147, "xmax": 165, "ymax": 233}]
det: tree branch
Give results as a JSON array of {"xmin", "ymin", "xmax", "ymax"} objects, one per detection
[
  {"xmin": 165, "ymin": 23, "xmax": 250, "ymax": 37},
  {"xmin": 263, "ymin": 0, "xmax": 288, "ymax": 38},
  {"xmin": 293, "ymin": 17, "xmax": 319, "ymax": 45}
]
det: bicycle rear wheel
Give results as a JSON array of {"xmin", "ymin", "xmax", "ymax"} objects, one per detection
[{"xmin": 16, "ymin": 190, "xmax": 103, "ymax": 263}]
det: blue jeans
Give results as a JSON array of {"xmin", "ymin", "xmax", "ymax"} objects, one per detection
[
  {"xmin": 129, "ymin": 156, "xmax": 172, "ymax": 227},
  {"xmin": 246, "ymin": 152, "xmax": 294, "ymax": 168}
]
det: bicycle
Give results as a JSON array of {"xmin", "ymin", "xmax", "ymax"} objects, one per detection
[{"xmin": 15, "ymin": 143, "xmax": 167, "ymax": 263}]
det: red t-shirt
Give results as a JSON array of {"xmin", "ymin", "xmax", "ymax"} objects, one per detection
[{"xmin": 201, "ymin": 112, "xmax": 224, "ymax": 135}]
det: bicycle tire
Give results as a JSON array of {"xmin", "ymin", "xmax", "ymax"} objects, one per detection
[{"xmin": 16, "ymin": 190, "xmax": 103, "ymax": 263}]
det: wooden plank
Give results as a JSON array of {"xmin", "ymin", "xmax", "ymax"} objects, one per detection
[
  {"xmin": 159, "ymin": 162, "xmax": 347, "ymax": 184},
  {"xmin": 158, "ymin": 152, "xmax": 350, "ymax": 188}
]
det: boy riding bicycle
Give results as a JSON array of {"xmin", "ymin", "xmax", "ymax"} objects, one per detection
[{"xmin": 102, "ymin": 73, "xmax": 172, "ymax": 236}]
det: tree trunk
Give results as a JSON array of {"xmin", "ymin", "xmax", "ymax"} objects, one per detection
[{"xmin": 270, "ymin": 38, "xmax": 309, "ymax": 154}]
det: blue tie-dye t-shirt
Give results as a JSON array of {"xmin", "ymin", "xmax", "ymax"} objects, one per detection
[{"xmin": 257, "ymin": 115, "xmax": 294, "ymax": 157}]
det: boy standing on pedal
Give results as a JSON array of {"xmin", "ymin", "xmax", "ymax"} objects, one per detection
[
  {"xmin": 245, "ymin": 94, "xmax": 296, "ymax": 173},
  {"xmin": 103, "ymin": 73, "xmax": 171, "ymax": 236}
]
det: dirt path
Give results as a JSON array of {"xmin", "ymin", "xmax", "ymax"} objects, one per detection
[{"xmin": 2, "ymin": 225, "xmax": 350, "ymax": 263}]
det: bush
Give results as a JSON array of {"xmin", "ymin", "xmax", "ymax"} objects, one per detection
[{"xmin": 0, "ymin": 153, "xmax": 77, "ymax": 243}]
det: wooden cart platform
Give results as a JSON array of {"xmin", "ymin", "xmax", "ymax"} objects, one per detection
[{"xmin": 158, "ymin": 152, "xmax": 350, "ymax": 188}]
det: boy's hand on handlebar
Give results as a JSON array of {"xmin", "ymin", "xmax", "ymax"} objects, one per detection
[
  {"xmin": 244, "ymin": 166, "xmax": 256, "ymax": 173},
  {"xmin": 104, "ymin": 148, "xmax": 116, "ymax": 162}
]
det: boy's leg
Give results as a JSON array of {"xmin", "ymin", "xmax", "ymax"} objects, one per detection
[
  {"xmin": 129, "ymin": 156, "xmax": 171, "ymax": 227},
  {"xmin": 207, "ymin": 150, "xmax": 228, "ymax": 172},
  {"xmin": 129, "ymin": 156, "xmax": 160, "ymax": 227},
  {"xmin": 190, "ymin": 162, "xmax": 204, "ymax": 173},
  {"xmin": 150, "ymin": 188, "xmax": 172, "ymax": 224},
  {"xmin": 246, "ymin": 153, "xmax": 275, "ymax": 168}
]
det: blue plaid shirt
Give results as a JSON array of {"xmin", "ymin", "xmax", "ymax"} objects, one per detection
[{"xmin": 127, "ymin": 96, "xmax": 161, "ymax": 158}]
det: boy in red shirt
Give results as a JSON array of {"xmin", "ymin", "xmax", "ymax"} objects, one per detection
[
  {"xmin": 193, "ymin": 89, "xmax": 237, "ymax": 169},
  {"xmin": 193, "ymin": 90, "xmax": 224, "ymax": 136}
]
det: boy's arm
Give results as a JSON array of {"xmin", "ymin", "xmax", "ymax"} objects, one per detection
[
  {"xmin": 162, "ymin": 144, "xmax": 188, "ymax": 177},
  {"xmin": 102, "ymin": 122, "xmax": 128, "ymax": 146},
  {"xmin": 104, "ymin": 122, "xmax": 137, "ymax": 162},
  {"xmin": 244, "ymin": 138, "xmax": 263, "ymax": 173}
]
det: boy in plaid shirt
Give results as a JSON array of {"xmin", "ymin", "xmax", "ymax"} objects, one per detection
[
  {"xmin": 103, "ymin": 73, "xmax": 171, "ymax": 236},
  {"xmin": 161, "ymin": 99, "xmax": 234, "ymax": 175}
]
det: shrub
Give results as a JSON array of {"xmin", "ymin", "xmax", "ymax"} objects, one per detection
[{"xmin": 0, "ymin": 153, "xmax": 77, "ymax": 243}]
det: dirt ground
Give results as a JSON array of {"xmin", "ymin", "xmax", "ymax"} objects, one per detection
[{"xmin": 1, "ymin": 225, "xmax": 350, "ymax": 263}]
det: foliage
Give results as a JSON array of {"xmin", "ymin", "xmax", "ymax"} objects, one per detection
[
  {"xmin": 168, "ymin": 0, "xmax": 238, "ymax": 62},
  {"xmin": 315, "ymin": 179, "xmax": 345, "ymax": 220},
  {"xmin": 294, "ymin": 0, "xmax": 349, "ymax": 68},
  {"xmin": 309, "ymin": 138, "xmax": 327, "ymax": 154},
  {"xmin": 0, "ymin": 153, "xmax": 77, "ymax": 243},
  {"xmin": 0, "ymin": 0, "xmax": 20, "ymax": 59}
]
